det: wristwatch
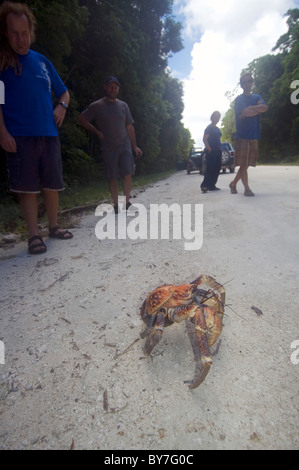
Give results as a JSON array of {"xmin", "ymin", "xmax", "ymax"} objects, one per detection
[{"xmin": 59, "ymin": 101, "xmax": 68, "ymax": 109}]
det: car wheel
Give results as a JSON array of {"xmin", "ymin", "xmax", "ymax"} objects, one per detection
[{"xmin": 221, "ymin": 150, "xmax": 230, "ymax": 164}]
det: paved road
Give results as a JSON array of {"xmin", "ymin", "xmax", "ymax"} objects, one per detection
[{"xmin": 0, "ymin": 165, "xmax": 298, "ymax": 450}]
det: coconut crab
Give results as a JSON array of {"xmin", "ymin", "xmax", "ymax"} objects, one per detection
[{"xmin": 140, "ymin": 275, "xmax": 225, "ymax": 389}]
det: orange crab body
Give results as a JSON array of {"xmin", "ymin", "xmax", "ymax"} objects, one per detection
[{"xmin": 140, "ymin": 275, "xmax": 225, "ymax": 389}]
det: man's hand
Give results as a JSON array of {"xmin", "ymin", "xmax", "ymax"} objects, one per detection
[
  {"xmin": 134, "ymin": 147, "xmax": 143, "ymax": 158},
  {"xmin": 0, "ymin": 130, "xmax": 17, "ymax": 153},
  {"xmin": 54, "ymin": 91, "xmax": 70, "ymax": 127},
  {"xmin": 54, "ymin": 105, "xmax": 67, "ymax": 128}
]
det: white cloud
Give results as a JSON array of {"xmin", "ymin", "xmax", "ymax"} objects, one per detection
[{"xmin": 173, "ymin": 0, "xmax": 298, "ymax": 146}]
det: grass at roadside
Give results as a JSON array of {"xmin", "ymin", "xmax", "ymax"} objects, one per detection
[{"xmin": 0, "ymin": 170, "xmax": 175, "ymax": 236}]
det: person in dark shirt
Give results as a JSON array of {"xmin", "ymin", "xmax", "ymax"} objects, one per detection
[
  {"xmin": 78, "ymin": 77, "xmax": 142, "ymax": 213},
  {"xmin": 201, "ymin": 111, "xmax": 222, "ymax": 193}
]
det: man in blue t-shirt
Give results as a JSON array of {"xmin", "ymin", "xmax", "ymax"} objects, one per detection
[
  {"xmin": 0, "ymin": 2, "xmax": 73, "ymax": 254},
  {"xmin": 229, "ymin": 73, "xmax": 268, "ymax": 197}
]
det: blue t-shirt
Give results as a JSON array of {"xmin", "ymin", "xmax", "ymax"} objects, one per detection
[
  {"xmin": 234, "ymin": 93, "xmax": 266, "ymax": 140},
  {"xmin": 0, "ymin": 50, "xmax": 67, "ymax": 136}
]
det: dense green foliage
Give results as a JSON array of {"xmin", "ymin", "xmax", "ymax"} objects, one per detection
[
  {"xmin": 0, "ymin": 0, "xmax": 194, "ymax": 187},
  {"xmin": 221, "ymin": 8, "xmax": 299, "ymax": 162}
]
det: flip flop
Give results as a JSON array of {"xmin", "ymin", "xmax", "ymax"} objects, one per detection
[
  {"xmin": 49, "ymin": 225, "xmax": 73, "ymax": 240},
  {"xmin": 28, "ymin": 235, "xmax": 47, "ymax": 255}
]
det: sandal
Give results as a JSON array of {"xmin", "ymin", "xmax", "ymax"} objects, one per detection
[
  {"xmin": 229, "ymin": 182, "xmax": 237, "ymax": 194},
  {"xmin": 244, "ymin": 189, "xmax": 255, "ymax": 197},
  {"xmin": 49, "ymin": 225, "xmax": 73, "ymax": 240},
  {"xmin": 28, "ymin": 235, "xmax": 47, "ymax": 255}
]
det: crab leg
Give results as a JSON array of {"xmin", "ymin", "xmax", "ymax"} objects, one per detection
[
  {"xmin": 169, "ymin": 304, "xmax": 199, "ymax": 322},
  {"xmin": 192, "ymin": 274, "xmax": 226, "ymax": 313},
  {"xmin": 188, "ymin": 306, "xmax": 212, "ymax": 389}
]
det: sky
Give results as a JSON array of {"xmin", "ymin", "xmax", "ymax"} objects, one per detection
[{"xmin": 168, "ymin": 0, "xmax": 299, "ymax": 147}]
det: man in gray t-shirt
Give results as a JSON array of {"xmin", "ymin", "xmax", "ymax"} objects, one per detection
[{"xmin": 78, "ymin": 76, "xmax": 142, "ymax": 212}]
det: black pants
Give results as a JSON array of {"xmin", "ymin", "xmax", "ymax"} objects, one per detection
[{"xmin": 201, "ymin": 149, "xmax": 221, "ymax": 190}]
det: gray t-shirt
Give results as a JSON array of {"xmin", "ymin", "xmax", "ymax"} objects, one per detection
[{"xmin": 81, "ymin": 98, "xmax": 134, "ymax": 150}]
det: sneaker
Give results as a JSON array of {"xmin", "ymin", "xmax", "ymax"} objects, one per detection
[{"xmin": 209, "ymin": 186, "xmax": 221, "ymax": 191}]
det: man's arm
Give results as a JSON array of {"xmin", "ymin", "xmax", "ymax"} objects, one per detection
[
  {"xmin": 126, "ymin": 123, "xmax": 142, "ymax": 157},
  {"xmin": 78, "ymin": 113, "xmax": 103, "ymax": 140},
  {"xmin": 203, "ymin": 132, "xmax": 211, "ymax": 153},
  {"xmin": 239, "ymin": 101, "xmax": 268, "ymax": 118},
  {"xmin": 0, "ymin": 106, "xmax": 16, "ymax": 153}
]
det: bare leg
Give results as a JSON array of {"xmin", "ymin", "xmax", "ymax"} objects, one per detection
[
  {"xmin": 20, "ymin": 193, "xmax": 47, "ymax": 253},
  {"xmin": 122, "ymin": 174, "xmax": 132, "ymax": 204},
  {"xmin": 231, "ymin": 166, "xmax": 251, "ymax": 192},
  {"xmin": 108, "ymin": 180, "xmax": 118, "ymax": 205},
  {"xmin": 19, "ymin": 193, "xmax": 39, "ymax": 238},
  {"xmin": 43, "ymin": 189, "xmax": 59, "ymax": 229},
  {"xmin": 43, "ymin": 190, "xmax": 73, "ymax": 238}
]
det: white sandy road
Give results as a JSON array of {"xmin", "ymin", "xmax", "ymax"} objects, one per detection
[{"xmin": 0, "ymin": 165, "xmax": 298, "ymax": 450}]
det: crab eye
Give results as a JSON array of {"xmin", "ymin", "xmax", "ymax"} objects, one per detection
[{"xmin": 159, "ymin": 307, "xmax": 167, "ymax": 315}]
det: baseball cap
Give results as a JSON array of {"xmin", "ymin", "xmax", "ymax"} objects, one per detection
[{"xmin": 105, "ymin": 76, "xmax": 121, "ymax": 86}]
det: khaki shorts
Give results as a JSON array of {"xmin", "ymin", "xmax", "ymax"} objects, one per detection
[{"xmin": 234, "ymin": 138, "xmax": 258, "ymax": 167}]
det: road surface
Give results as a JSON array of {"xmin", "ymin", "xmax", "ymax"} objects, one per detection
[{"xmin": 0, "ymin": 165, "xmax": 298, "ymax": 450}]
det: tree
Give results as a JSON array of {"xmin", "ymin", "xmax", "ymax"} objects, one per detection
[
  {"xmin": 221, "ymin": 8, "xmax": 299, "ymax": 162},
  {"xmin": 0, "ymin": 0, "xmax": 191, "ymax": 190}
]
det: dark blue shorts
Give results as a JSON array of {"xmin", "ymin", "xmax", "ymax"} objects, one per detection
[
  {"xmin": 102, "ymin": 145, "xmax": 135, "ymax": 180},
  {"xmin": 6, "ymin": 136, "xmax": 65, "ymax": 193}
]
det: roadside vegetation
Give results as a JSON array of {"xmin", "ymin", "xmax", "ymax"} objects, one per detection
[
  {"xmin": 221, "ymin": 9, "xmax": 299, "ymax": 162},
  {"xmin": 0, "ymin": 170, "xmax": 174, "ymax": 236}
]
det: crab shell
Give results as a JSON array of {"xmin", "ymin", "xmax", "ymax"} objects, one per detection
[
  {"xmin": 140, "ymin": 275, "xmax": 225, "ymax": 388},
  {"xmin": 141, "ymin": 282, "xmax": 198, "ymax": 327}
]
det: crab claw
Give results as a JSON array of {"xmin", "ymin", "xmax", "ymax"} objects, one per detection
[
  {"xmin": 185, "ymin": 306, "xmax": 213, "ymax": 389},
  {"xmin": 143, "ymin": 311, "xmax": 165, "ymax": 355},
  {"xmin": 187, "ymin": 360, "xmax": 212, "ymax": 389},
  {"xmin": 143, "ymin": 328, "xmax": 163, "ymax": 355}
]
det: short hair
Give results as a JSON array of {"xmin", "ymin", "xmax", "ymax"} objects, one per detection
[
  {"xmin": 240, "ymin": 73, "xmax": 253, "ymax": 86},
  {"xmin": 210, "ymin": 111, "xmax": 221, "ymax": 121}
]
